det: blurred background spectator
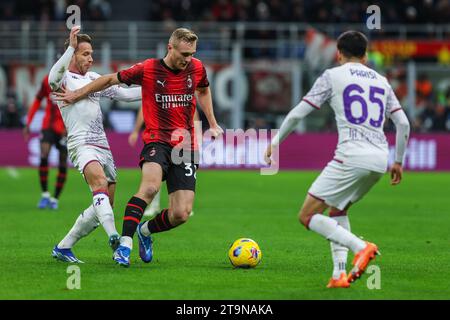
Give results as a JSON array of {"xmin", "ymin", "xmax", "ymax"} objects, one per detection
[
  {"xmin": 1, "ymin": 0, "xmax": 450, "ymax": 25},
  {"xmin": 0, "ymin": 94, "xmax": 24, "ymax": 129}
]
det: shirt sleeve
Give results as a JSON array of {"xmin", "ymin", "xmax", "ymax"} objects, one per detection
[
  {"xmin": 48, "ymin": 46, "xmax": 75, "ymax": 91},
  {"xmin": 386, "ymin": 85, "xmax": 403, "ymax": 115},
  {"xmin": 197, "ymin": 64, "xmax": 209, "ymax": 88},
  {"xmin": 390, "ymin": 109, "xmax": 410, "ymax": 164},
  {"xmin": 118, "ymin": 62, "xmax": 144, "ymax": 86},
  {"xmin": 301, "ymin": 70, "xmax": 332, "ymax": 109},
  {"xmin": 99, "ymin": 85, "xmax": 142, "ymax": 102}
]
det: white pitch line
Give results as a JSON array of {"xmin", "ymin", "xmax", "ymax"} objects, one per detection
[{"xmin": 6, "ymin": 166, "xmax": 20, "ymax": 179}]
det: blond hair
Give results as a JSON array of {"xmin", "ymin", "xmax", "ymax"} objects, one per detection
[{"xmin": 169, "ymin": 28, "xmax": 198, "ymax": 47}]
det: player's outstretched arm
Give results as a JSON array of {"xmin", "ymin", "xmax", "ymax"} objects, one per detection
[
  {"xmin": 54, "ymin": 73, "xmax": 121, "ymax": 105},
  {"xmin": 389, "ymin": 109, "xmax": 410, "ymax": 185},
  {"xmin": 195, "ymin": 86, "xmax": 223, "ymax": 137},
  {"xmin": 266, "ymin": 70, "xmax": 331, "ymax": 164},
  {"xmin": 264, "ymin": 101, "xmax": 316, "ymax": 164},
  {"xmin": 271, "ymin": 101, "xmax": 316, "ymax": 147},
  {"xmin": 101, "ymin": 85, "xmax": 141, "ymax": 102},
  {"xmin": 48, "ymin": 26, "xmax": 80, "ymax": 92}
]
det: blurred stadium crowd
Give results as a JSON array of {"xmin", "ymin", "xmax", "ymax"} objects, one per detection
[
  {"xmin": 2, "ymin": 0, "xmax": 450, "ymax": 24},
  {"xmin": 386, "ymin": 69, "xmax": 450, "ymax": 132},
  {"xmin": 0, "ymin": 0, "xmax": 112, "ymax": 21},
  {"xmin": 1, "ymin": 0, "xmax": 450, "ymax": 132},
  {"xmin": 148, "ymin": 0, "xmax": 450, "ymax": 25}
]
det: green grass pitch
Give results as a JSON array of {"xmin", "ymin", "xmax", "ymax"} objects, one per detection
[{"xmin": 0, "ymin": 167, "xmax": 449, "ymax": 299}]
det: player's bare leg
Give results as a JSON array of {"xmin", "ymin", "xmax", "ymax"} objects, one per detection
[
  {"xmin": 37, "ymin": 141, "xmax": 51, "ymax": 209},
  {"xmin": 139, "ymin": 189, "xmax": 194, "ymax": 233},
  {"xmin": 107, "ymin": 182, "xmax": 116, "ymax": 206},
  {"xmin": 298, "ymin": 194, "xmax": 329, "ymax": 227},
  {"xmin": 136, "ymin": 189, "xmax": 194, "ymax": 264},
  {"xmin": 136, "ymin": 163, "xmax": 163, "ymax": 202},
  {"xmin": 144, "ymin": 189, "xmax": 194, "ymax": 219},
  {"xmin": 167, "ymin": 190, "xmax": 195, "ymax": 226}
]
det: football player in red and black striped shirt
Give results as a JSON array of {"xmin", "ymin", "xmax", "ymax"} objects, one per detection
[
  {"xmin": 56, "ymin": 28, "xmax": 223, "ymax": 267},
  {"xmin": 24, "ymin": 74, "xmax": 68, "ymax": 210}
]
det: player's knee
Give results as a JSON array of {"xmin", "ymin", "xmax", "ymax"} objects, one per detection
[
  {"xmin": 171, "ymin": 206, "xmax": 191, "ymax": 224},
  {"xmin": 90, "ymin": 175, "xmax": 108, "ymax": 191},
  {"xmin": 299, "ymin": 210, "xmax": 313, "ymax": 227},
  {"xmin": 299, "ymin": 215, "xmax": 307, "ymax": 226},
  {"xmin": 141, "ymin": 185, "xmax": 159, "ymax": 201}
]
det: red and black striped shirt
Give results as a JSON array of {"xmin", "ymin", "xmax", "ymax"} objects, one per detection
[{"xmin": 118, "ymin": 58, "xmax": 209, "ymax": 150}]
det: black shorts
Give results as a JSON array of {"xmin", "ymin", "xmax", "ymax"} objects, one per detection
[
  {"xmin": 40, "ymin": 129, "xmax": 67, "ymax": 152},
  {"xmin": 139, "ymin": 142, "xmax": 199, "ymax": 194}
]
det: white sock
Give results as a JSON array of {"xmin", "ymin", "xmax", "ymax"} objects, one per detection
[
  {"xmin": 42, "ymin": 191, "xmax": 50, "ymax": 198},
  {"xmin": 58, "ymin": 205, "xmax": 99, "ymax": 249},
  {"xmin": 149, "ymin": 191, "xmax": 160, "ymax": 209},
  {"xmin": 120, "ymin": 236, "xmax": 133, "ymax": 249},
  {"xmin": 308, "ymin": 214, "xmax": 366, "ymax": 254},
  {"xmin": 92, "ymin": 192, "xmax": 118, "ymax": 237},
  {"xmin": 144, "ymin": 191, "xmax": 161, "ymax": 218},
  {"xmin": 140, "ymin": 220, "xmax": 151, "ymax": 236},
  {"xmin": 330, "ymin": 215, "xmax": 350, "ymax": 279}
]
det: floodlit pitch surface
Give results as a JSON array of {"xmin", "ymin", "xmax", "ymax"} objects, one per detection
[{"xmin": 0, "ymin": 168, "xmax": 449, "ymax": 299}]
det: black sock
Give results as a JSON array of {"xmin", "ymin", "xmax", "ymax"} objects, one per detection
[
  {"xmin": 39, "ymin": 158, "xmax": 48, "ymax": 193},
  {"xmin": 54, "ymin": 166, "xmax": 67, "ymax": 199},
  {"xmin": 148, "ymin": 209, "xmax": 174, "ymax": 234},
  {"xmin": 122, "ymin": 196, "xmax": 147, "ymax": 238}
]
